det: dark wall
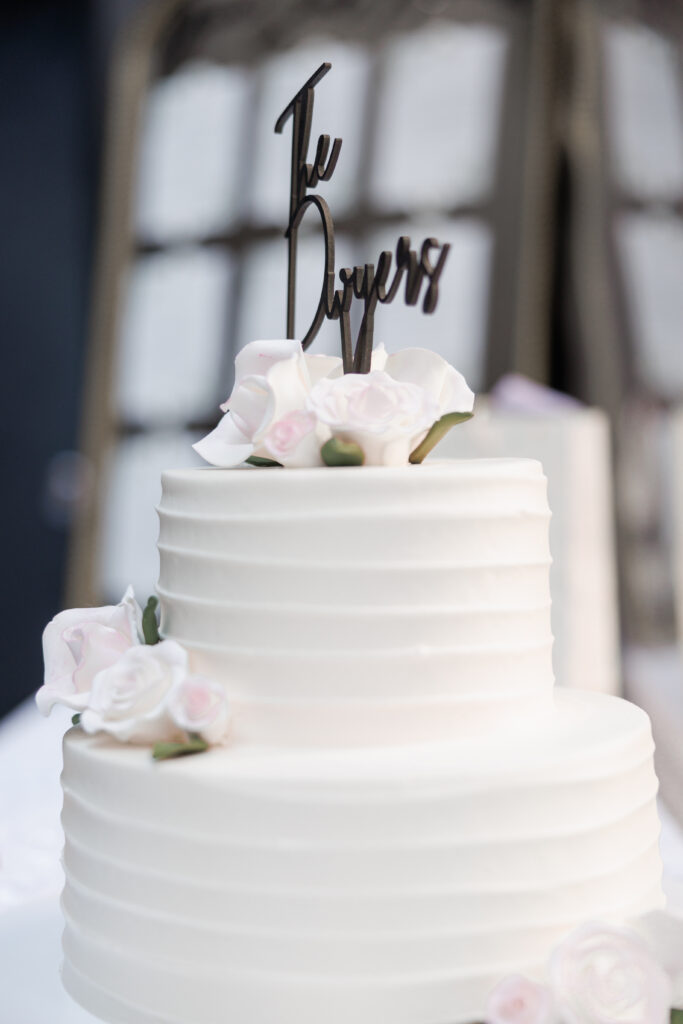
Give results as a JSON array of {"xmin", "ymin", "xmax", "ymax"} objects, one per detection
[{"xmin": 0, "ymin": 0, "xmax": 95, "ymax": 717}]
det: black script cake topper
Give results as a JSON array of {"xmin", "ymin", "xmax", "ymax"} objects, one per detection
[{"xmin": 275, "ymin": 63, "xmax": 451, "ymax": 374}]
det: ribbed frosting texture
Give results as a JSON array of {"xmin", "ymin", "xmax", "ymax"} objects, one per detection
[
  {"xmin": 60, "ymin": 691, "xmax": 662, "ymax": 1024},
  {"xmin": 156, "ymin": 460, "xmax": 554, "ymax": 746},
  {"xmin": 60, "ymin": 458, "xmax": 664, "ymax": 1024}
]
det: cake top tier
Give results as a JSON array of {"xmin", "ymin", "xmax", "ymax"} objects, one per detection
[
  {"xmin": 161, "ymin": 458, "xmax": 548, "ymax": 519},
  {"xmin": 155, "ymin": 456, "xmax": 554, "ymax": 748}
]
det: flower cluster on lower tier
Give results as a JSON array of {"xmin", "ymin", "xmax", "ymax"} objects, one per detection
[
  {"xmin": 485, "ymin": 922, "xmax": 676, "ymax": 1024},
  {"xmin": 36, "ymin": 587, "xmax": 229, "ymax": 757},
  {"xmin": 193, "ymin": 339, "xmax": 475, "ymax": 469}
]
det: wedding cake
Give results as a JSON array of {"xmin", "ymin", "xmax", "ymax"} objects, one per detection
[
  {"xmin": 50, "ymin": 453, "xmax": 662, "ymax": 1024},
  {"xmin": 38, "ymin": 62, "xmax": 671, "ymax": 1024}
]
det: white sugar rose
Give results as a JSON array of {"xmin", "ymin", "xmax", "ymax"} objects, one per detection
[
  {"xmin": 486, "ymin": 975, "xmax": 556, "ymax": 1024},
  {"xmin": 372, "ymin": 343, "xmax": 475, "ymax": 417},
  {"xmin": 263, "ymin": 409, "xmax": 330, "ymax": 467},
  {"xmin": 168, "ymin": 675, "xmax": 230, "ymax": 745},
  {"xmin": 307, "ymin": 370, "xmax": 440, "ymax": 466},
  {"xmin": 550, "ymin": 923, "xmax": 672, "ymax": 1024},
  {"xmin": 37, "ymin": 586, "xmax": 141, "ymax": 716},
  {"xmin": 80, "ymin": 640, "xmax": 188, "ymax": 743},
  {"xmin": 194, "ymin": 339, "xmax": 341, "ymax": 467}
]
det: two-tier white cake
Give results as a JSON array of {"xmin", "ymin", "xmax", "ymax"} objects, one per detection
[{"xmin": 59, "ymin": 459, "xmax": 663, "ymax": 1024}]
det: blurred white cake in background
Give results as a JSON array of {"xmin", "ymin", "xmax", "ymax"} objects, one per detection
[
  {"xmin": 625, "ymin": 406, "xmax": 683, "ymax": 827},
  {"xmin": 672, "ymin": 407, "xmax": 683, "ymax": 651},
  {"xmin": 437, "ymin": 379, "xmax": 620, "ymax": 695}
]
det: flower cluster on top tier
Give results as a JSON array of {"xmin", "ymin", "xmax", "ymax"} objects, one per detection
[
  {"xmin": 36, "ymin": 588, "xmax": 229, "ymax": 759},
  {"xmin": 485, "ymin": 922, "xmax": 675, "ymax": 1024},
  {"xmin": 193, "ymin": 339, "xmax": 475, "ymax": 469}
]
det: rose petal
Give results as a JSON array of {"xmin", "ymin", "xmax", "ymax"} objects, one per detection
[
  {"xmin": 115, "ymin": 584, "xmax": 144, "ymax": 643},
  {"xmin": 228, "ymin": 338, "xmax": 303, "ymax": 399},
  {"xmin": 438, "ymin": 364, "xmax": 476, "ymax": 414},
  {"xmin": 228, "ymin": 376, "xmax": 275, "ymax": 439},
  {"xmin": 263, "ymin": 409, "xmax": 328, "ymax": 468},
  {"xmin": 549, "ymin": 922, "xmax": 673, "ymax": 1024},
  {"xmin": 151, "ymin": 639, "xmax": 188, "ymax": 672},
  {"xmin": 80, "ymin": 705, "xmax": 173, "ymax": 744},
  {"xmin": 370, "ymin": 343, "xmax": 389, "ymax": 371},
  {"xmin": 82, "ymin": 640, "xmax": 188, "ymax": 744},
  {"xmin": 35, "ymin": 686, "xmax": 92, "ymax": 717},
  {"xmin": 193, "ymin": 413, "xmax": 254, "ymax": 468},
  {"xmin": 304, "ymin": 353, "xmax": 343, "ymax": 385},
  {"xmin": 486, "ymin": 975, "xmax": 556, "ymax": 1024},
  {"xmin": 306, "ymin": 370, "xmax": 440, "ymax": 467},
  {"xmin": 384, "ymin": 347, "xmax": 475, "ymax": 414},
  {"xmin": 38, "ymin": 589, "xmax": 143, "ymax": 716},
  {"xmin": 65, "ymin": 622, "xmax": 132, "ymax": 694},
  {"xmin": 168, "ymin": 675, "xmax": 230, "ymax": 745},
  {"xmin": 42, "ymin": 605, "xmax": 118, "ymax": 692},
  {"xmin": 261, "ymin": 357, "xmax": 313, "ymax": 431}
]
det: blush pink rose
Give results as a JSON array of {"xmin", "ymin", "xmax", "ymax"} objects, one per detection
[
  {"xmin": 549, "ymin": 922, "xmax": 672, "ymax": 1024},
  {"xmin": 167, "ymin": 675, "xmax": 230, "ymax": 744},
  {"xmin": 80, "ymin": 640, "xmax": 187, "ymax": 744},
  {"xmin": 37, "ymin": 586, "xmax": 141, "ymax": 716},
  {"xmin": 372, "ymin": 343, "xmax": 475, "ymax": 416},
  {"xmin": 486, "ymin": 975, "xmax": 556, "ymax": 1024},
  {"xmin": 193, "ymin": 339, "xmax": 341, "ymax": 468},
  {"xmin": 307, "ymin": 370, "xmax": 440, "ymax": 466},
  {"xmin": 263, "ymin": 409, "xmax": 328, "ymax": 467}
]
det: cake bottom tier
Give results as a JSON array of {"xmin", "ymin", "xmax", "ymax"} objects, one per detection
[{"xmin": 60, "ymin": 690, "xmax": 663, "ymax": 1024}]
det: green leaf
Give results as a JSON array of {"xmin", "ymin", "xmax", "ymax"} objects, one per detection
[
  {"xmin": 321, "ymin": 438, "xmax": 365, "ymax": 467},
  {"xmin": 409, "ymin": 411, "xmax": 474, "ymax": 464},
  {"xmin": 670, "ymin": 1009, "xmax": 683, "ymax": 1023},
  {"xmin": 245, "ymin": 455, "xmax": 282, "ymax": 468},
  {"xmin": 152, "ymin": 736, "xmax": 209, "ymax": 761},
  {"xmin": 71, "ymin": 713, "xmax": 81, "ymax": 726},
  {"xmin": 142, "ymin": 595, "xmax": 160, "ymax": 645}
]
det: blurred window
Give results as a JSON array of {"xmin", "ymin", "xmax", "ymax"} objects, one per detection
[
  {"xmin": 599, "ymin": 14, "xmax": 683, "ymax": 643},
  {"xmin": 604, "ymin": 19, "xmax": 683, "ymax": 400}
]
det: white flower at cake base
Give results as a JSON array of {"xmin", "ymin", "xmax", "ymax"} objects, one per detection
[
  {"xmin": 263, "ymin": 409, "xmax": 329, "ymax": 468},
  {"xmin": 193, "ymin": 339, "xmax": 341, "ymax": 468},
  {"xmin": 80, "ymin": 640, "xmax": 188, "ymax": 744},
  {"xmin": 167, "ymin": 675, "xmax": 230, "ymax": 745},
  {"xmin": 307, "ymin": 370, "xmax": 441, "ymax": 466},
  {"xmin": 36, "ymin": 586, "xmax": 142, "ymax": 716},
  {"xmin": 372, "ymin": 343, "xmax": 475, "ymax": 419},
  {"xmin": 485, "ymin": 975, "xmax": 556, "ymax": 1024},
  {"xmin": 549, "ymin": 922, "xmax": 672, "ymax": 1024}
]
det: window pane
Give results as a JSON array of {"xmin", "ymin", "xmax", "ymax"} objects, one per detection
[
  {"xmin": 370, "ymin": 22, "xmax": 507, "ymax": 212},
  {"xmin": 98, "ymin": 432, "xmax": 201, "ymax": 603},
  {"xmin": 116, "ymin": 248, "xmax": 232, "ymax": 424},
  {"xmin": 135, "ymin": 63, "xmax": 250, "ymax": 242},
  {"xmin": 617, "ymin": 212, "xmax": 683, "ymax": 400},
  {"xmin": 604, "ymin": 23, "xmax": 683, "ymax": 201}
]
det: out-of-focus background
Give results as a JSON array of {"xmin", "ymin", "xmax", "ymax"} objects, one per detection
[
  {"xmin": 2, "ymin": 3, "xmax": 683, "ymax": 1015},
  {"xmin": 3, "ymin": 0, "xmax": 683, "ymax": 837}
]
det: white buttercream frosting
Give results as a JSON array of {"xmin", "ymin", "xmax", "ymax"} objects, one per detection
[
  {"xmin": 156, "ymin": 459, "xmax": 554, "ymax": 746},
  {"xmin": 59, "ymin": 458, "xmax": 664, "ymax": 1024},
  {"xmin": 61, "ymin": 691, "xmax": 662, "ymax": 1024}
]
